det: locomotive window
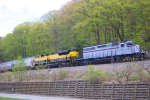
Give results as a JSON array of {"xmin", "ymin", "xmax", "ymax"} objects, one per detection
[
  {"xmin": 71, "ymin": 49, "xmax": 78, "ymax": 51},
  {"xmin": 127, "ymin": 42, "xmax": 134, "ymax": 46},
  {"xmin": 121, "ymin": 44, "xmax": 124, "ymax": 47},
  {"xmin": 84, "ymin": 47, "xmax": 95, "ymax": 51},
  {"xmin": 112, "ymin": 42, "xmax": 119, "ymax": 46},
  {"xmin": 97, "ymin": 45, "xmax": 106, "ymax": 48},
  {"xmin": 41, "ymin": 54, "xmax": 47, "ymax": 57},
  {"xmin": 58, "ymin": 50, "xmax": 70, "ymax": 55}
]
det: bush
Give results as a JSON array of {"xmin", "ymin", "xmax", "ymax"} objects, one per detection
[
  {"xmin": 12, "ymin": 56, "xmax": 27, "ymax": 82},
  {"xmin": 113, "ymin": 62, "xmax": 150, "ymax": 83},
  {"xmin": 129, "ymin": 75, "xmax": 139, "ymax": 81},
  {"xmin": 58, "ymin": 69, "xmax": 69, "ymax": 80},
  {"xmin": 85, "ymin": 65, "xmax": 108, "ymax": 83},
  {"xmin": 129, "ymin": 71, "xmax": 150, "ymax": 83}
]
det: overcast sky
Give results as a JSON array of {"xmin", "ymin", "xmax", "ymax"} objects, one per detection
[{"xmin": 0, "ymin": 0, "xmax": 71, "ymax": 37}]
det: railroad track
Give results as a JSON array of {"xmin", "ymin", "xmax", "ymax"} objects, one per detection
[{"xmin": 28, "ymin": 60, "xmax": 150, "ymax": 76}]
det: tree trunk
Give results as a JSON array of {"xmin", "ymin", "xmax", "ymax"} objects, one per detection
[
  {"xmin": 94, "ymin": 29, "xmax": 100, "ymax": 45},
  {"xmin": 120, "ymin": 15, "xmax": 124, "ymax": 41}
]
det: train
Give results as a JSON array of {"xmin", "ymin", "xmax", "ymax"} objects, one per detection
[{"xmin": 0, "ymin": 40, "xmax": 145, "ymax": 72}]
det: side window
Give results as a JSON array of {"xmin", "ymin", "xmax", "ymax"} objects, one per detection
[
  {"xmin": 127, "ymin": 42, "xmax": 134, "ymax": 46},
  {"xmin": 97, "ymin": 45, "xmax": 106, "ymax": 48},
  {"xmin": 84, "ymin": 47, "xmax": 95, "ymax": 51},
  {"xmin": 121, "ymin": 44, "xmax": 124, "ymax": 47},
  {"xmin": 112, "ymin": 42, "xmax": 119, "ymax": 46}
]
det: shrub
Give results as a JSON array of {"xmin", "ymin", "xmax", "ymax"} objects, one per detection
[
  {"xmin": 58, "ymin": 69, "xmax": 69, "ymax": 80},
  {"xmin": 113, "ymin": 62, "xmax": 150, "ymax": 83},
  {"xmin": 113, "ymin": 70, "xmax": 126, "ymax": 84},
  {"xmin": 12, "ymin": 56, "xmax": 27, "ymax": 82},
  {"xmin": 129, "ymin": 71, "xmax": 150, "ymax": 82},
  {"xmin": 133, "ymin": 62, "xmax": 150, "ymax": 82},
  {"xmin": 129, "ymin": 75, "xmax": 139, "ymax": 81},
  {"xmin": 85, "ymin": 65, "xmax": 108, "ymax": 83}
]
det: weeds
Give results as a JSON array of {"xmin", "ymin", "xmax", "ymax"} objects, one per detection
[
  {"xmin": 113, "ymin": 61, "xmax": 150, "ymax": 83},
  {"xmin": 58, "ymin": 69, "xmax": 69, "ymax": 80},
  {"xmin": 84, "ymin": 65, "xmax": 108, "ymax": 83},
  {"xmin": 12, "ymin": 56, "xmax": 27, "ymax": 82}
]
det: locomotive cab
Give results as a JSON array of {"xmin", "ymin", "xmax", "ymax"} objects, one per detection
[
  {"xmin": 124, "ymin": 40, "xmax": 141, "ymax": 54},
  {"xmin": 58, "ymin": 50, "xmax": 71, "ymax": 55}
]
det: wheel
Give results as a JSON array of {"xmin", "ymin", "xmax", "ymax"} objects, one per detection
[
  {"xmin": 84, "ymin": 60, "xmax": 92, "ymax": 65},
  {"xmin": 140, "ymin": 54, "xmax": 144, "ymax": 61},
  {"xmin": 111, "ymin": 57, "xmax": 115, "ymax": 63}
]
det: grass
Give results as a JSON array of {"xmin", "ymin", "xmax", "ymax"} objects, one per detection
[{"xmin": 0, "ymin": 97, "xmax": 27, "ymax": 100}]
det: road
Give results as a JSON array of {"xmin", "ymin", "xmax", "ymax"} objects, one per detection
[{"xmin": 0, "ymin": 93, "xmax": 88, "ymax": 100}]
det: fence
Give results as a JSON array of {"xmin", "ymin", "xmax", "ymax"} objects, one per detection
[{"xmin": 0, "ymin": 80, "xmax": 149, "ymax": 100}]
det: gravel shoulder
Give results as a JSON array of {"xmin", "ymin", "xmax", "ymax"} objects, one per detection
[{"xmin": 31, "ymin": 60, "xmax": 150, "ymax": 75}]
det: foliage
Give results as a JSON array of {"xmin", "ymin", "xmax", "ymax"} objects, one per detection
[
  {"xmin": 12, "ymin": 56, "xmax": 27, "ymax": 82},
  {"xmin": 113, "ymin": 62, "xmax": 150, "ymax": 83},
  {"xmin": 133, "ymin": 62, "xmax": 150, "ymax": 82},
  {"xmin": 1, "ymin": 0, "xmax": 150, "ymax": 61},
  {"xmin": 0, "ymin": 37, "xmax": 4, "ymax": 62},
  {"xmin": 58, "ymin": 69, "xmax": 69, "ymax": 80},
  {"xmin": 85, "ymin": 65, "xmax": 108, "ymax": 82}
]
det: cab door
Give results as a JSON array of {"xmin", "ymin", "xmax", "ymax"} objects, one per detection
[{"xmin": 118, "ymin": 43, "xmax": 125, "ymax": 55}]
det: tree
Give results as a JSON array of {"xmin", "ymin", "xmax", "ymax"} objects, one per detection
[
  {"xmin": 26, "ymin": 22, "xmax": 50, "ymax": 55},
  {"xmin": 2, "ymin": 34, "xmax": 18, "ymax": 60},
  {"xmin": 12, "ymin": 56, "xmax": 27, "ymax": 82},
  {"xmin": 13, "ymin": 23, "xmax": 31, "ymax": 58},
  {"xmin": 2, "ymin": 0, "xmax": 149, "ymax": 61},
  {"xmin": 0, "ymin": 37, "xmax": 4, "ymax": 62}
]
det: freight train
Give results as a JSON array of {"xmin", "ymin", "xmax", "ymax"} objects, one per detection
[{"xmin": 0, "ymin": 40, "xmax": 145, "ymax": 72}]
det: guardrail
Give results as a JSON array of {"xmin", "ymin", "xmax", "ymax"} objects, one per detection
[{"xmin": 0, "ymin": 80, "xmax": 150, "ymax": 100}]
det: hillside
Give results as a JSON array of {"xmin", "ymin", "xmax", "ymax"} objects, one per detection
[{"xmin": 0, "ymin": 0, "xmax": 150, "ymax": 61}]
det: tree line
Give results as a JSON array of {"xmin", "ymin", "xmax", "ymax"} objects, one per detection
[{"xmin": 0, "ymin": 0, "xmax": 149, "ymax": 61}]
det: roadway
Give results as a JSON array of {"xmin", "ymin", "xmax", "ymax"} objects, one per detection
[{"xmin": 0, "ymin": 93, "xmax": 89, "ymax": 100}]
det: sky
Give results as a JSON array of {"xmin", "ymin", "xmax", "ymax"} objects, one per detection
[{"xmin": 0, "ymin": 0, "xmax": 71, "ymax": 37}]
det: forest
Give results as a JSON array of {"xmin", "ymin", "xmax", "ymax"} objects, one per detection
[{"xmin": 0, "ymin": 0, "xmax": 149, "ymax": 62}]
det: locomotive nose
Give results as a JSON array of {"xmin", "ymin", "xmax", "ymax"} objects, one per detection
[{"xmin": 135, "ymin": 45, "xmax": 140, "ymax": 53}]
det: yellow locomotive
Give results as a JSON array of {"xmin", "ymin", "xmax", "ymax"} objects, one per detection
[{"xmin": 31, "ymin": 49, "xmax": 79, "ymax": 68}]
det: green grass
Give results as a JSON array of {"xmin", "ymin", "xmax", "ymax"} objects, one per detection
[{"xmin": 0, "ymin": 97, "xmax": 27, "ymax": 100}]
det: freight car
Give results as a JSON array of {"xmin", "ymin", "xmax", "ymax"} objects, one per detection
[
  {"xmin": 0, "ymin": 40, "xmax": 145, "ymax": 72},
  {"xmin": 0, "ymin": 57, "xmax": 34, "ymax": 72},
  {"xmin": 0, "ymin": 61, "xmax": 14, "ymax": 72}
]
